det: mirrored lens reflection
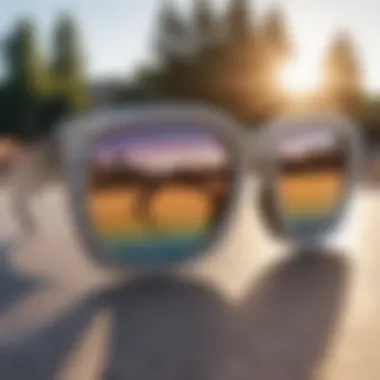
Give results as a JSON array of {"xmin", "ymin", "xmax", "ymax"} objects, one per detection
[
  {"xmin": 87, "ymin": 124, "xmax": 233, "ymax": 264},
  {"xmin": 276, "ymin": 125, "xmax": 348, "ymax": 237}
]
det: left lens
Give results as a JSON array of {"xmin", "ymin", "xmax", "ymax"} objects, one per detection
[{"xmin": 86, "ymin": 123, "xmax": 234, "ymax": 265}]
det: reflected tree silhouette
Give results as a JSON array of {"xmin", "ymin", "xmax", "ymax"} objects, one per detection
[
  {"xmin": 91, "ymin": 164, "xmax": 233, "ymax": 231},
  {"xmin": 242, "ymin": 254, "xmax": 349, "ymax": 380}
]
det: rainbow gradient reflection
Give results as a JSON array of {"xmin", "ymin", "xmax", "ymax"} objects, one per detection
[
  {"xmin": 87, "ymin": 124, "xmax": 232, "ymax": 264},
  {"xmin": 277, "ymin": 126, "xmax": 346, "ymax": 236}
]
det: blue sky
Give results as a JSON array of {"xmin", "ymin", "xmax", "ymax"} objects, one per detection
[{"xmin": 1, "ymin": 0, "xmax": 380, "ymax": 91}]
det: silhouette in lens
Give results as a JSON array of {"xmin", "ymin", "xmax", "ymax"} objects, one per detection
[
  {"xmin": 90, "ymin": 160, "xmax": 231, "ymax": 230},
  {"xmin": 276, "ymin": 128, "xmax": 348, "ymax": 236}
]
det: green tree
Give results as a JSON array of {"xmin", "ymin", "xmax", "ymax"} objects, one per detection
[
  {"xmin": 123, "ymin": 63, "xmax": 161, "ymax": 101},
  {"xmin": 226, "ymin": 0, "xmax": 251, "ymax": 42},
  {"xmin": 145, "ymin": 0, "xmax": 293, "ymax": 124},
  {"xmin": 320, "ymin": 32, "xmax": 363, "ymax": 116},
  {"xmin": 194, "ymin": 0, "xmax": 215, "ymax": 44},
  {"xmin": 5, "ymin": 20, "xmax": 47, "ymax": 94},
  {"xmin": 0, "ymin": 85, "xmax": 14, "ymax": 136},
  {"xmin": 260, "ymin": 6, "xmax": 291, "ymax": 62},
  {"xmin": 156, "ymin": 0, "xmax": 188, "ymax": 58},
  {"xmin": 3, "ymin": 19, "xmax": 48, "ymax": 140},
  {"xmin": 154, "ymin": 0, "xmax": 191, "ymax": 98},
  {"xmin": 51, "ymin": 13, "xmax": 88, "ymax": 113},
  {"xmin": 190, "ymin": 0, "xmax": 220, "ymax": 102},
  {"xmin": 32, "ymin": 12, "xmax": 89, "ymax": 139},
  {"xmin": 258, "ymin": 6, "xmax": 292, "ymax": 117}
]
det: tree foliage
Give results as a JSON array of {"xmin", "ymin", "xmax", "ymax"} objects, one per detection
[
  {"xmin": 148, "ymin": 0, "xmax": 293, "ymax": 124},
  {"xmin": 51, "ymin": 13, "xmax": 88, "ymax": 113},
  {"xmin": 1, "ymin": 19, "xmax": 49, "ymax": 140},
  {"xmin": 0, "ymin": 1, "xmax": 376, "ymax": 142},
  {"xmin": 320, "ymin": 31, "xmax": 362, "ymax": 117},
  {"xmin": 0, "ymin": 13, "xmax": 89, "ymax": 141},
  {"xmin": 226, "ymin": 0, "xmax": 251, "ymax": 42}
]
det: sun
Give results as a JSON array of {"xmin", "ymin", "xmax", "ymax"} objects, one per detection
[{"xmin": 279, "ymin": 59, "xmax": 320, "ymax": 94}]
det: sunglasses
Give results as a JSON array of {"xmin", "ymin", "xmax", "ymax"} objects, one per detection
[{"xmin": 10, "ymin": 104, "xmax": 364, "ymax": 269}]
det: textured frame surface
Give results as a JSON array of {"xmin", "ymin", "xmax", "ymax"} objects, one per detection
[
  {"xmin": 54, "ymin": 105, "xmax": 364, "ymax": 267},
  {"xmin": 57, "ymin": 103, "xmax": 248, "ymax": 270}
]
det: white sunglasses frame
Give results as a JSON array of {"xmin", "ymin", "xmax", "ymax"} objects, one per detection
[
  {"xmin": 59, "ymin": 103, "xmax": 250, "ymax": 269},
  {"xmin": 10, "ymin": 103, "xmax": 364, "ymax": 269}
]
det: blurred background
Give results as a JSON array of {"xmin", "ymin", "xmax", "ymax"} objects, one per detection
[
  {"xmin": 1, "ymin": 2, "xmax": 380, "ymax": 380},
  {"xmin": 0, "ymin": 0, "xmax": 379, "ymax": 170}
]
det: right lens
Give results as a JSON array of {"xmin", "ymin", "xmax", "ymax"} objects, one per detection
[
  {"xmin": 275, "ymin": 123, "xmax": 349, "ymax": 237},
  {"xmin": 86, "ymin": 122, "xmax": 234, "ymax": 265}
]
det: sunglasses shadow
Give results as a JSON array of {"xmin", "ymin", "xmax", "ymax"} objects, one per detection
[
  {"xmin": 241, "ymin": 249, "xmax": 349, "ymax": 380},
  {"xmin": 0, "ymin": 275, "xmax": 246, "ymax": 380},
  {"xmin": 98, "ymin": 276, "xmax": 247, "ymax": 380},
  {"xmin": 0, "ymin": 249, "xmax": 349, "ymax": 380}
]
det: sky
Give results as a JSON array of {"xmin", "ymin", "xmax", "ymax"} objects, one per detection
[
  {"xmin": 280, "ymin": 129, "xmax": 337, "ymax": 158},
  {"xmin": 1, "ymin": 0, "xmax": 380, "ymax": 91},
  {"xmin": 95, "ymin": 128, "xmax": 225, "ymax": 171}
]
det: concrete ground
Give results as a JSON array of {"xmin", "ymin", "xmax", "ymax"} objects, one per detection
[{"xmin": 0, "ymin": 178, "xmax": 378, "ymax": 379}]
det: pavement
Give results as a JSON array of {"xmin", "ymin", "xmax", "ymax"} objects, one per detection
[{"xmin": 0, "ymin": 179, "xmax": 378, "ymax": 379}]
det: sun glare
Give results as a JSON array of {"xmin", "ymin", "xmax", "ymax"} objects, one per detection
[{"xmin": 280, "ymin": 60, "xmax": 320, "ymax": 94}]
